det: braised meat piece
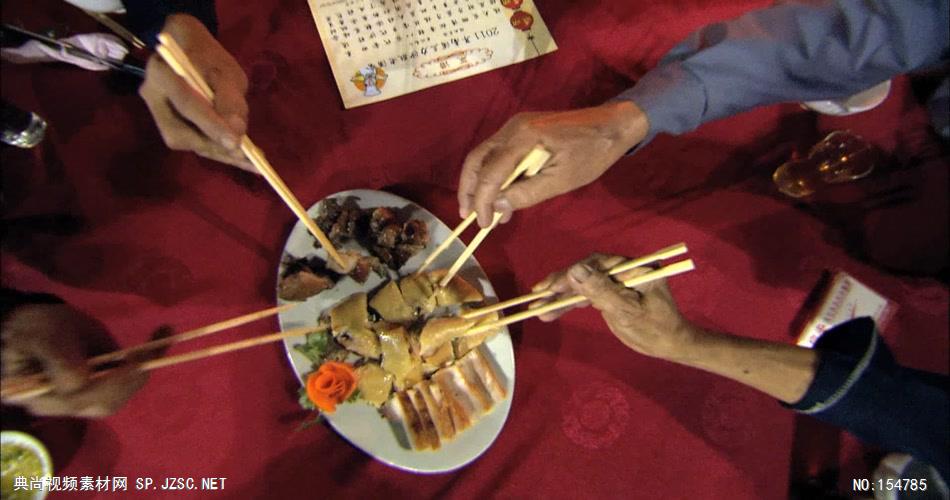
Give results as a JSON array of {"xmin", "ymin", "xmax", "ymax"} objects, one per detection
[
  {"xmin": 315, "ymin": 198, "xmax": 362, "ymax": 245},
  {"xmin": 278, "ymin": 271, "xmax": 335, "ymax": 301},
  {"xmin": 375, "ymin": 223, "xmax": 402, "ymax": 248},
  {"xmin": 312, "ymin": 197, "xmax": 430, "ymax": 271},
  {"xmin": 400, "ymin": 219, "xmax": 429, "ymax": 248},
  {"xmin": 325, "ymin": 249, "xmax": 384, "ymax": 284},
  {"xmin": 369, "ymin": 207, "xmax": 398, "ymax": 234},
  {"xmin": 278, "ymin": 256, "xmax": 338, "ymax": 301}
]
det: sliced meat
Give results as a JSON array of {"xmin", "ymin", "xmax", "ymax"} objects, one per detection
[
  {"xmin": 399, "ymin": 273, "xmax": 437, "ymax": 314},
  {"xmin": 426, "ymin": 270, "xmax": 483, "ymax": 306},
  {"xmin": 454, "ymin": 310, "xmax": 501, "ymax": 357},
  {"xmin": 337, "ymin": 326, "xmax": 380, "ymax": 359},
  {"xmin": 278, "ymin": 269, "xmax": 335, "ymax": 301},
  {"xmin": 369, "ymin": 281, "xmax": 415, "ymax": 323},
  {"xmin": 416, "ymin": 381, "xmax": 456, "ymax": 442},
  {"xmin": 458, "ymin": 355, "xmax": 494, "ymax": 412},
  {"xmin": 386, "ymin": 392, "xmax": 429, "ymax": 450},
  {"xmin": 465, "ymin": 347, "xmax": 507, "ymax": 402},
  {"xmin": 355, "ymin": 363, "xmax": 393, "ymax": 407},
  {"xmin": 329, "ymin": 292, "xmax": 369, "ymax": 336},
  {"xmin": 407, "ymin": 388, "xmax": 441, "ymax": 450},
  {"xmin": 432, "ymin": 368, "xmax": 478, "ymax": 431},
  {"xmin": 429, "ymin": 381, "xmax": 468, "ymax": 435},
  {"xmin": 419, "ymin": 317, "xmax": 477, "ymax": 358},
  {"xmin": 422, "ymin": 341, "xmax": 455, "ymax": 373},
  {"xmin": 377, "ymin": 324, "xmax": 420, "ymax": 389}
]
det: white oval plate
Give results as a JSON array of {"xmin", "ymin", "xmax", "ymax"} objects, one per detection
[{"xmin": 276, "ymin": 189, "xmax": 514, "ymax": 473}]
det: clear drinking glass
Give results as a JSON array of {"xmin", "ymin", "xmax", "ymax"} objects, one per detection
[
  {"xmin": 773, "ymin": 131, "xmax": 877, "ymax": 198},
  {"xmin": 2, "ymin": 100, "xmax": 47, "ymax": 149}
]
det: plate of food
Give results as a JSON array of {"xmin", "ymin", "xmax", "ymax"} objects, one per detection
[{"xmin": 275, "ymin": 189, "xmax": 514, "ymax": 473}]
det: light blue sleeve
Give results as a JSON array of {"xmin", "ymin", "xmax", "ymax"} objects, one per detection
[{"xmin": 616, "ymin": 0, "xmax": 950, "ymax": 138}]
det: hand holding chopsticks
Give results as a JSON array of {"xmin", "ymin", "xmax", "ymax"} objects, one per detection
[
  {"xmin": 420, "ymin": 146, "xmax": 552, "ymax": 286},
  {"xmin": 460, "ymin": 244, "xmax": 695, "ymax": 337},
  {"xmin": 151, "ymin": 29, "xmax": 347, "ymax": 269},
  {"xmin": 1, "ymin": 304, "xmax": 315, "ymax": 403}
]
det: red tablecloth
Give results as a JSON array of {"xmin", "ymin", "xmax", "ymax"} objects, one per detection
[{"xmin": 2, "ymin": 1, "xmax": 947, "ymax": 498}]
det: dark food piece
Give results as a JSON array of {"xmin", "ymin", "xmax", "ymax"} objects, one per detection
[
  {"xmin": 400, "ymin": 220, "xmax": 429, "ymax": 248},
  {"xmin": 350, "ymin": 254, "xmax": 386, "ymax": 283},
  {"xmin": 278, "ymin": 256, "xmax": 339, "ymax": 301},
  {"xmin": 375, "ymin": 223, "xmax": 401, "ymax": 248},
  {"xmin": 313, "ymin": 198, "xmax": 431, "ymax": 271},
  {"xmin": 369, "ymin": 207, "xmax": 398, "ymax": 234},
  {"xmin": 315, "ymin": 198, "xmax": 362, "ymax": 245}
]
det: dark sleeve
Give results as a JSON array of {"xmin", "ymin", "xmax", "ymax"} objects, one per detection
[
  {"xmin": 783, "ymin": 317, "xmax": 949, "ymax": 481},
  {"xmin": 121, "ymin": 0, "xmax": 219, "ymax": 46}
]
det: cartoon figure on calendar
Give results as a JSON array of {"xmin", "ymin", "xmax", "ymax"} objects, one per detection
[{"xmin": 351, "ymin": 65, "xmax": 388, "ymax": 97}]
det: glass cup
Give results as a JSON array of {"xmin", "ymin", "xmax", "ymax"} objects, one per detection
[
  {"xmin": 1, "ymin": 100, "xmax": 48, "ymax": 148},
  {"xmin": 773, "ymin": 131, "xmax": 877, "ymax": 198}
]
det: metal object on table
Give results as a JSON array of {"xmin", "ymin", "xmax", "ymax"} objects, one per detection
[
  {"xmin": 81, "ymin": 9, "xmax": 146, "ymax": 50},
  {"xmin": 1, "ymin": 23, "xmax": 145, "ymax": 78},
  {"xmin": 1, "ymin": 100, "xmax": 47, "ymax": 148}
]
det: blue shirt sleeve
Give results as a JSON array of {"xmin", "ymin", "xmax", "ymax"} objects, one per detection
[
  {"xmin": 121, "ymin": 1, "xmax": 218, "ymax": 47},
  {"xmin": 783, "ymin": 317, "xmax": 949, "ymax": 482},
  {"xmin": 616, "ymin": 0, "xmax": 950, "ymax": 139}
]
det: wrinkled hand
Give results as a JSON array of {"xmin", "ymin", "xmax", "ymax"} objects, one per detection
[
  {"xmin": 1, "ymin": 304, "xmax": 169, "ymax": 417},
  {"xmin": 139, "ymin": 14, "xmax": 254, "ymax": 171},
  {"xmin": 530, "ymin": 253, "xmax": 698, "ymax": 360},
  {"xmin": 458, "ymin": 101, "xmax": 649, "ymax": 227}
]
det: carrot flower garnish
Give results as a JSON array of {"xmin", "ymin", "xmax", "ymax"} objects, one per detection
[{"xmin": 306, "ymin": 361, "xmax": 358, "ymax": 413}]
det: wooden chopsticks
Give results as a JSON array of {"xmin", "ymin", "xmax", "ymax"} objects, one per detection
[
  {"xmin": 154, "ymin": 33, "xmax": 347, "ymax": 270},
  {"xmin": 461, "ymin": 257, "xmax": 696, "ymax": 338},
  {"xmin": 419, "ymin": 146, "xmax": 551, "ymax": 286},
  {"xmin": 2, "ymin": 304, "xmax": 298, "ymax": 392},
  {"xmin": 0, "ymin": 304, "xmax": 316, "ymax": 402},
  {"xmin": 462, "ymin": 243, "xmax": 688, "ymax": 319}
]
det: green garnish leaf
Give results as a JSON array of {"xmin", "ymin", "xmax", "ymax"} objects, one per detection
[{"xmin": 294, "ymin": 330, "xmax": 332, "ymax": 365}]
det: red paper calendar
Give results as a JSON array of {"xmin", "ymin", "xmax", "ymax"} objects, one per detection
[{"xmin": 306, "ymin": 0, "xmax": 558, "ymax": 108}]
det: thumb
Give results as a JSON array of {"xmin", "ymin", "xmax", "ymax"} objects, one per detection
[{"xmin": 566, "ymin": 263, "xmax": 637, "ymax": 315}]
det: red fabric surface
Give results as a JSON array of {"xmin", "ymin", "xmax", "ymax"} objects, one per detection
[{"xmin": 2, "ymin": 1, "xmax": 947, "ymax": 499}]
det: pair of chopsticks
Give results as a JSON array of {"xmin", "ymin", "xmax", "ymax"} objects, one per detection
[
  {"xmin": 154, "ymin": 33, "xmax": 347, "ymax": 270},
  {"xmin": 460, "ymin": 244, "xmax": 695, "ymax": 336},
  {"xmin": 80, "ymin": 9, "xmax": 146, "ymax": 50},
  {"xmin": 0, "ymin": 304, "xmax": 320, "ymax": 402},
  {"xmin": 417, "ymin": 146, "xmax": 553, "ymax": 287}
]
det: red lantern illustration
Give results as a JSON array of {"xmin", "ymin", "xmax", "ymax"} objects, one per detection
[
  {"xmin": 509, "ymin": 11, "xmax": 534, "ymax": 31},
  {"xmin": 500, "ymin": 0, "xmax": 523, "ymax": 9}
]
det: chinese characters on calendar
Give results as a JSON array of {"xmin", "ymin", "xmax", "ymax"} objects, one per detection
[{"xmin": 306, "ymin": 0, "xmax": 557, "ymax": 108}]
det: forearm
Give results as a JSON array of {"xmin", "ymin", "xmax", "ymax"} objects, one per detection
[
  {"xmin": 618, "ymin": 0, "xmax": 950, "ymax": 137},
  {"xmin": 671, "ymin": 328, "xmax": 818, "ymax": 404}
]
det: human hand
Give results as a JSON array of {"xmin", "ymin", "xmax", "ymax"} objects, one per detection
[
  {"xmin": 530, "ymin": 253, "xmax": 699, "ymax": 360},
  {"xmin": 138, "ymin": 14, "xmax": 254, "ymax": 171},
  {"xmin": 1, "ymin": 304, "xmax": 169, "ymax": 417},
  {"xmin": 458, "ymin": 101, "xmax": 649, "ymax": 228}
]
